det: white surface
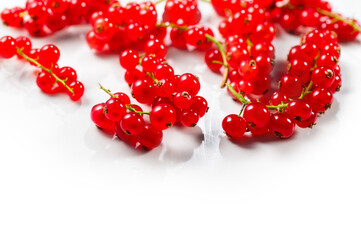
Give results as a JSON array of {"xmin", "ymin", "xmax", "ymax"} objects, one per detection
[{"xmin": 1, "ymin": 0, "xmax": 361, "ymax": 239}]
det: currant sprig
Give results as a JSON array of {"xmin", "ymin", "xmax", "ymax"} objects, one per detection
[
  {"xmin": 0, "ymin": 35, "xmax": 84, "ymax": 101},
  {"xmin": 16, "ymin": 47, "xmax": 74, "ymax": 95}
]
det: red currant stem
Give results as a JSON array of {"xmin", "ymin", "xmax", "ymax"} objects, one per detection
[
  {"xmin": 299, "ymin": 81, "xmax": 314, "ymax": 99},
  {"xmin": 317, "ymin": 9, "xmax": 361, "ymax": 33},
  {"xmin": 99, "ymin": 83, "xmax": 117, "ymax": 98},
  {"xmin": 19, "ymin": 11, "xmax": 28, "ymax": 18},
  {"xmin": 127, "ymin": 105, "xmax": 150, "ymax": 115},
  {"xmin": 246, "ymin": 37, "xmax": 254, "ymax": 55},
  {"xmin": 147, "ymin": 72, "xmax": 160, "ymax": 85},
  {"xmin": 16, "ymin": 47, "xmax": 74, "ymax": 95},
  {"xmin": 205, "ymin": 34, "xmax": 230, "ymax": 88},
  {"xmin": 154, "ymin": 0, "xmax": 166, "ymax": 5},
  {"xmin": 238, "ymin": 104, "xmax": 246, "ymax": 117},
  {"xmin": 200, "ymin": 0, "xmax": 211, "ymax": 3},
  {"xmin": 98, "ymin": 83, "xmax": 150, "ymax": 115},
  {"xmin": 212, "ymin": 60, "xmax": 226, "ymax": 66},
  {"xmin": 226, "ymin": 83, "xmax": 251, "ymax": 105},
  {"xmin": 156, "ymin": 22, "xmax": 188, "ymax": 31},
  {"xmin": 227, "ymin": 83, "xmax": 290, "ymax": 111},
  {"xmin": 266, "ymin": 102, "xmax": 289, "ymax": 111},
  {"xmin": 138, "ymin": 53, "xmax": 146, "ymax": 65}
]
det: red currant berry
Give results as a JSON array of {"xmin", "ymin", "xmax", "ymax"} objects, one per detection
[
  {"xmin": 0, "ymin": 36, "xmax": 16, "ymax": 59},
  {"xmin": 243, "ymin": 103, "xmax": 270, "ymax": 128},
  {"xmin": 268, "ymin": 113, "xmax": 295, "ymax": 139},
  {"xmin": 222, "ymin": 114, "xmax": 247, "ymax": 138},
  {"xmin": 137, "ymin": 124, "xmax": 163, "ymax": 150},
  {"xmin": 180, "ymin": 109, "xmax": 200, "ymax": 127},
  {"xmin": 119, "ymin": 49, "xmax": 139, "ymax": 70},
  {"xmin": 120, "ymin": 112, "xmax": 145, "ymax": 136},
  {"xmin": 103, "ymin": 98, "xmax": 127, "ymax": 122},
  {"xmin": 150, "ymin": 103, "xmax": 177, "ymax": 130},
  {"xmin": 91, "ymin": 103, "xmax": 116, "ymax": 133}
]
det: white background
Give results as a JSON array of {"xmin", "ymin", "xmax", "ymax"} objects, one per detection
[{"xmin": 1, "ymin": 0, "xmax": 361, "ymax": 239}]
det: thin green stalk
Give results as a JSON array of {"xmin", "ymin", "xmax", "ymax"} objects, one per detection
[
  {"xmin": 16, "ymin": 47, "xmax": 74, "ymax": 95},
  {"xmin": 205, "ymin": 34, "xmax": 230, "ymax": 88},
  {"xmin": 317, "ymin": 9, "xmax": 361, "ymax": 33}
]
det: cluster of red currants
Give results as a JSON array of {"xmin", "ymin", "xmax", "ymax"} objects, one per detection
[
  {"xmin": 86, "ymin": 1, "xmax": 161, "ymax": 53},
  {"xmin": 223, "ymin": 28, "xmax": 341, "ymax": 139},
  {"xmin": 274, "ymin": 0, "xmax": 361, "ymax": 42},
  {"xmin": 206, "ymin": 1, "xmax": 276, "ymax": 99},
  {"xmin": 91, "ymin": 75, "xmax": 208, "ymax": 150},
  {"xmin": 0, "ymin": 0, "xmax": 112, "ymax": 37},
  {"xmin": 0, "ymin": 35, "xmax": 84, "ymax": 101},
  {"xmin": 120, "ymin": 49, "xmax": 208, "ymax": 126}
]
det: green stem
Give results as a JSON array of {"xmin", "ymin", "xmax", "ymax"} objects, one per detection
[
  {"xmin": 227, "ymin": 83, "xmax": 290, "ymax": 112},
  {"xmin": 205, "ymin": 34, "xmax": 230, "ymax": 88},
  {"xmin": 266, "ymin": 102, "xmax": 289, "ymax": 111},
  {"xmin": 226, "ymin": 83, "xmax": 251, "ymax": 105},
  {"xmin": 99, "ymin": 83, "xmax": 150, "ymax": 115},
  {"xmin": 16, "ymin": 47, "xmax": 74, "ymax": 95},
  {"xmin": 317, "ymin": 9, "xmax": 361, "ymax": 33},
  {"xmin": 299, "ymin": 81, "xmax": 314, "ymax": 99},
  {"xmin": 156, "ymin": 22, "xmax": 188, "ymax": 31},
  {"xmin": 154, "ymin": 0, "xmax": 166, "ymax": 5},
  {"xmin": 200, "ymin": 0, "xmax": 211, "ymax": 3}
]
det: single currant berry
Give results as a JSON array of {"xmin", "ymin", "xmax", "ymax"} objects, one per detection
[
  {"xmin": 180, "ymin": 109, "xmax": 200, "ymax": 127},
  {"xmin": 296, "ymin": 111, "xmax": 318, "ymax": 129},
  {"xmin": 316, "ymin": 53, "xmax": 338, "ymax": 68},
  {"xmin": 103, "ymin": 98, "xmax": 127, "ymax": 122},
  {"xmin": 38, "ymin": 44, "xmax": 61, "ymax": 68},
  {"xmin": 288, "ymin": 59, "xmax": 311, "ymax": 84},
  {"xmin": 0, "ymin": 36, "xmax": 17, "ymax": 59},
  {"xmin": 120, "ymin": 112, "xmax": 145, "ymax": 136},
  {"xmin": 270, "ymin": 91, "xmax": 289, "ymax": 106},
  {"xmin": 307, "ymin": 87, "xmax": 333, "ymax": 114},
  {"xmin": 91, "ymin": 103, "xmax": 116, "ymax": 133},
  {"xmin": 176, "ymin": 73, "xmax": 200, "ymax": 96},
  {"xmin": 67, "ymin": 81, "xmax": 84, "ymax": 101},
  {"xmin": 124, "ymin": 68, "xmax": 146, "ymax": 86},
  {"xmin": 279, "ymin": 75, "xmax": 303, "ymax": 98},
  {"xmin": 137, "ymin": 124, "xmax": 163, "ymax": 150},
  {"xmin": 58, "ymin": 66, "xmax": 77, "ymax": 86},
  {"xmin": 150, "ymin": 103, "xmax": 177, "ymax": 130},
  {"xmin": 144, "ymin": 39, "xmax": 167, "ymax": 58},
  {"xmin": 222, "ymin": 114, "xmax": 247, "ymax": 138},
  {"xmin": 131, "ymin": 78, "xmax": 156, "ymax": 104},
  {"xmin": 311, "ymin": 67, "xmax": 335, "ymax": 88},
  {"xmin": 119, "ymin": 49, "xmax": 139, "ymax": 70},
  {"xmin": 237, "ymin": 79, "xmax": 254, "ymax": 95},
  {"xmin": 93, "ymin": 17, "xmax": 115, "ymax": 41},
  {"xmin": 205, "ymin": 48, "xmax": 223, "ymax": 73},
  {"xmin": 329, "ymin": 75, "xmax": 342, "ymax": 94},
  {"xmin": 141, "ymin": 55, "xmax": 157, "ymax": 72},
  {"xmin": 173, "ymin": 91, "xmax": 193, "ymax": 109},
  {"xmin": 15, "ymin": 36, "xmax": 32, "ymax": 58},
  {"xmin": 36, "ymin": 71, "xmax": 59, "ymax": 94},
  {"xmin": 268, "ymin": 113, "xmax": 296, "ymax": 139},
  {"xmin": 243, "ymin": 102, "xmax": 271, "ymax": 128},
  {"xmin": 113, "ymin": 92, "xmax": 131, "ymax": 105},
  {"xmin": 238, "ymin": 59, "xmax": 258, "ymax": 79},
  {"xmin": 285, "ymin": 100, "xmax": 312, "ymax": 122},
  {"xmin": 153, "ymin": 63, "xmax": 175, "ymax": 81},
  {"xmin": 1, "ymin": 7, "xmax": 24, "ymax": 27},
  {"xmin": 114, "ymin": 122, "xmax": 139, "ymax": 147},
  {"xmin": 154, "ymin": 79, "xmax": 175, "ymax": 97},
  {"xmin": 190, "ymin": 96, "xmax": 208, "ymax": 117}
]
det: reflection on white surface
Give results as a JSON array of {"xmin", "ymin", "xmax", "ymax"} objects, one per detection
[{"xmin": 0, "ymin": 0, "xmax": 361, "ymax": 239}]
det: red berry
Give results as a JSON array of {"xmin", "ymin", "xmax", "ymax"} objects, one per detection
[
  {"xmin": 243, "ymin": 103, "xmax": 270, "ymax": 128},
  {"xmin": 150, "ymin": 104, "xmax": 177, "ymax": 130},
  {"xmin": 180, "ymin": 109, "xmax": 200, "ymax": 127},
  {"xmin": 104, "ymin": 98, "xmax": 127, "ymax": 122},
  {"xmin": 269, "ymin": 113, "xmax": 295, "ymax": 139},
  {"xmin": 137, "ymin": 124, "xmax": 163, "ymax": 150},
  {"xmin": 120, "ymin": 112, "xmax": 145, "ymax": 136},
  {"xmin": 91, "ymin": 103, "xmax": 116, "ymax": 133},
  {"xmin": 0, "ymin": 36, "xmax": 16, "ymax": 59},
  {"xmin": 222, "ymin": 114, "xmax": 247, "ymax": 138},
  {"xmin": 119, "ymin": 49, "xmax": 139, "ymax": 70}
]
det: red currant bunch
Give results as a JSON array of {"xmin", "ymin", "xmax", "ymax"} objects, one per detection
[
  {"xmin": 119, "ymin": 49, "xmax": 209, "ymax": 128},
  {"xmin": 1, "ymin": 0, "xmax": 111, "ymax": 37},
  {"xmin": 0, "ymin": 35, "xmax": 84, "ymax": 101}
]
